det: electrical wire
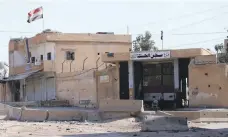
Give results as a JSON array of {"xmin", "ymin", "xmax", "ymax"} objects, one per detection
[
  {"xmin": 172, "ymin": 32, "xmax": 228, "ymax": 35},
  {"xmin": 167, "ymin": 37, "xmax": 225, "ymax": 48},
  {"xmin": 0, "ymin": 30, "xmax": 37, "ymax": 33},
  {"xmin": 168, "ymin": 11, "xmax": 228, "ymax": 32},
  {"xmin": 120, "ymin": 4, "xmax": 228, "ymax": 32},
  {"xmin": 132, "ymin": 31, "xmax": 228, "ymax": 36}
]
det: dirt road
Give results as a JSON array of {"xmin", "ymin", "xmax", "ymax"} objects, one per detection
[{"xmin": 1, "ymin": 118, "xmax": 228, "ymax": 137}]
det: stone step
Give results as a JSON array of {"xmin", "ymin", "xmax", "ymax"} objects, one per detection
[{"xmin": 141, "ymin": 115, "xmax": 188, "ymax": 132}]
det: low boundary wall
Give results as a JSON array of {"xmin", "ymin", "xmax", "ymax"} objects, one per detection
[
  {"xmin": 20, "ymin": 109, "xmax": 48, "ymax": 121},
  {"xmin": 165, "ymin": 110, "xmax": 228, "ymax": 122},
  {"xmin": 99, "ymin": 99, "xmax": 144, "ymax": 112},
  {"xmin": 47, "ymin": 109, "xmax": 82, "ymax": 121},
  {"xmin": 0, "ymin": 103, "xmax": 8, "ymax": 116}
]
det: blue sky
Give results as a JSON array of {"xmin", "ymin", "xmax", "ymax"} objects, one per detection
[{"xmin": 0, "ymin": 0, "xmax": 228, "ymax": 62}]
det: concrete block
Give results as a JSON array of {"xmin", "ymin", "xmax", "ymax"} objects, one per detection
[
  {"xmin": 199, "ymin": 111, "xmax": 228, "ymax": 122},
  {"xmin": 164, "ymin": 111, "xmax": 200, "ymax": 121},
  {"xmin": 7, "ymin": 106, "xmax": 22, "ymax": 120},
  {"xmin": 101, "ymin": 112, "xmax": 131, "ymax": 120},
  {"xmin": 47, "ymin": 110, "xmax": 82, "ymax": 121},
  {"xmin": 86, "ymin": 112, "xmax": 101, "ymax": 121},
  {"xmin": 20, "ymin": 109, "xmax": 48, "ymax": 121},
  {"xmin": 99, "ymin": 99, "xmax": 144, "ymax": 112},
  {"xmin": 141, "ymin": 115, "xmax": 188, "ymax": 131},
  {"xmin": 0, "ymin": 103, "xmax": 9, "ymax": 115}
]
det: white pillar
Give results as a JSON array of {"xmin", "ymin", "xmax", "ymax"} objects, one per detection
[
  {"xmin": 128, "ymin": 61, "xmax": 134, "ymax": 99},
  {"xmin": 174, "ymin": 59, "xmax": 179, "ymax": 90}
]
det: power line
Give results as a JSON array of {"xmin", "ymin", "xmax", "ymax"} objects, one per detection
[
  {"xmin": 168, "ymin": 11, "xmax": 228, "ymax": 32},
  {"xmin": 172, "ymin": 32, "xmax": 228, "ymax": 35},
  {"xmin": 132, "ymin": 31, "xmax": 228, "ymax": 36},
  {"xmin": 123, "ymin": 4, "xmax": 228, "ymax": 32},
  {"xmin": 168, "ymin": 37, "xmax": 225, "ymax": 48},
  {"xmin": 0, "ymin": 30, "xmax": 37, "ymax": 33}
]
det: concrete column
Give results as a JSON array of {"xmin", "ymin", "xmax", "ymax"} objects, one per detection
[
  {"xmin": 174, "ymin": 59, "xmax": 179, "ymax": 90},
  {"xmin": 116, "ymin": 62, "xmax": 120, "ymax": 99},
  {"xmin": 128, "ymin": 61, "xmax": 134, "ymax": 99}
]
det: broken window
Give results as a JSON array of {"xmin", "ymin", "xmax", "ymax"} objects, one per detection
[
  {"xmin": 47, "ymin": 52, "xmax": 52, "ymax": 60},
  {"xmin": 31, "ymin": 57, "xmax": 35, "ymax": 63},
  {"xmin": 40, "ymin": 55, "xmax": 43, "ymax": 61},
  {"xmin": 65, "ymin": 51, "xmax": 75, "ymax": 60}
]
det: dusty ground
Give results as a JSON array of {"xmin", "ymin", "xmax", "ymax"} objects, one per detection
[{"xmin": 1, "ymin": 118, "xmax": 228, "ymax": 137}]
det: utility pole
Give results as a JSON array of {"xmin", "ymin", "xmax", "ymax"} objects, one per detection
[
  {"xmin": 161, "ymin": 30, "xmax": 164, "ymax": 50},
  {"xmin": 127, "ymin": 25, "xmax": 129, "ymax": 34}
]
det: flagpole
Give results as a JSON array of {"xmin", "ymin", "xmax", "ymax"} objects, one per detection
[
  {"xmin": 161, "ymin": 30, "xmax": 164, "ymax": 50},
  {"xmin": 162, "ymin": 39, "xmax": 163, "ymax": 50},
  {"xmin": 42, "ymin": 6, "xmax": 44, "ymax": 31},
  {"xmin": 42, "ymin": 18, "xmax": 44, "ymax": 31}
]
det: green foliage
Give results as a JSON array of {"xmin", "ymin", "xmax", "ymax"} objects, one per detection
[
  {"xmin": 214, "ymin": 43, "xmax": 223, "ymax": 53},
  {"xmin": 214, "ymin": 43, "xmax": 228, "ymax": 63},
  {"xmin": 133, "ymin": 31, "xmax": 158, "ymax": 52}
]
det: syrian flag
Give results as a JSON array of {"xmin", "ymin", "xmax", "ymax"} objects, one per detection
[{"xmin": 27, "ymin": 7, "xmax": 43, "ymax": 23}]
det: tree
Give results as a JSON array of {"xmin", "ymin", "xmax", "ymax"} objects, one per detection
[
  {"xmin": 133, "ymin": 31, "xmax": 157, "ymax": 52},
  {"xmin": 214, "ymin": 43, "xmax": 228, "ymax": 63},
  {"xmin": 214, "ymin": 43, "xmax": 223, "ymax": 53},
  {"xmin": 0, "ymin": 62, "xmax": 8, "ymax": 79}
]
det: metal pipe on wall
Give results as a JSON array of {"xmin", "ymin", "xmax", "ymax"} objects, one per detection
[
  {"xmin": 96, "ymin": 57, "xmax": 100, "ymax": 70},
  {"xmin": 61, "ymin": 60, "xmax": 66, "ymax": 73},
  {"xmin": 82, "ymin": 57, "xmax": 88, "ymax": 70},
  {"xmin": 70, "ymin": 60, "xmax": 74, "ymax": 72},
  {"xmin": 95, "ymin": 57, "xmax": 100, "ymax": 109}
]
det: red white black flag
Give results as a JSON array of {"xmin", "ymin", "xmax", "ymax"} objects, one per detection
[{"xmin": 27, "ymin": 7, "xmax": 43, "ymax": 23}]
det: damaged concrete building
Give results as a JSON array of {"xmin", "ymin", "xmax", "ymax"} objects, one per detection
[
  {"xmin": 102, "ymin": 48, "xmax": 218, "ymax": 109},
  {"xmin": 101, "ymin": 47, "xmax": 228, "ymax": 109},
  {"xmin": 1, "ymin": 29, "xmax": 228, "ymax": 111},
  {"xmin": 1, "ymin": 30, "xmax": 143, "ymax": 109}
]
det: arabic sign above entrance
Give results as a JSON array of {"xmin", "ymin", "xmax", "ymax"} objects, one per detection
[{"xmin": 130, "ymin": 51, "xmax": 171, "ymax": 60}]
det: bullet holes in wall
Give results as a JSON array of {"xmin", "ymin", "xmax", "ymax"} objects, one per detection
[{"xmin": 205, "ymin": 73, "xmax": 208, "ymax": 76}]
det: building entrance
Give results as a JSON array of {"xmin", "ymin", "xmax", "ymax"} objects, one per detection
[{"xmin": 142, "ymin": 62, "xmax": 175, "ymax": 109}]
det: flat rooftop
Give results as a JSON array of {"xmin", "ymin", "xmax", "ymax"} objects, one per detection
[{"xmin": 9, "ymin": 30, "xmax": 132, "ymax": 47}]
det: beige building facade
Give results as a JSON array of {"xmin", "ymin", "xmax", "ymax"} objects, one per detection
[
  {"xmin": 2, "ymin": 30, "xmax": 131, "ymax": 108},
  {"xmin": 188, "ymin": 54, "xmax": 228, "ymax": 107},
  {"xmin": 101, "ymin": 48, "xmax": 222, "ymax": 109},
  {"xmin": 2, "ymin": 30, "xmax": 228, "ymax": 109}
]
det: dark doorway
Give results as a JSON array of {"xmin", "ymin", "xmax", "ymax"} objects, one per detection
[
  {"xmin": 119, "ymin": 61, "xmax": 129, "ymax": 99},
  {"xmin": 14, "ymin": 81, "xmax": 20, "ymax": 102},
  {"xmin": 134, "ymin": 62, "xmax": 143, "ymax": 100},
  {"xmin": 178, "ymin": 58, "xmax": 190, "ymax": 106}
]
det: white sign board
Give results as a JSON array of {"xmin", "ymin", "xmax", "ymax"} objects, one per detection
[
  {"xmin": 99, "ymin": 75, "xmax": 110, "ymax": 83},
  {"xmin": 130, "ymin": 51, "xmax": 171, "ymax": 60}
]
